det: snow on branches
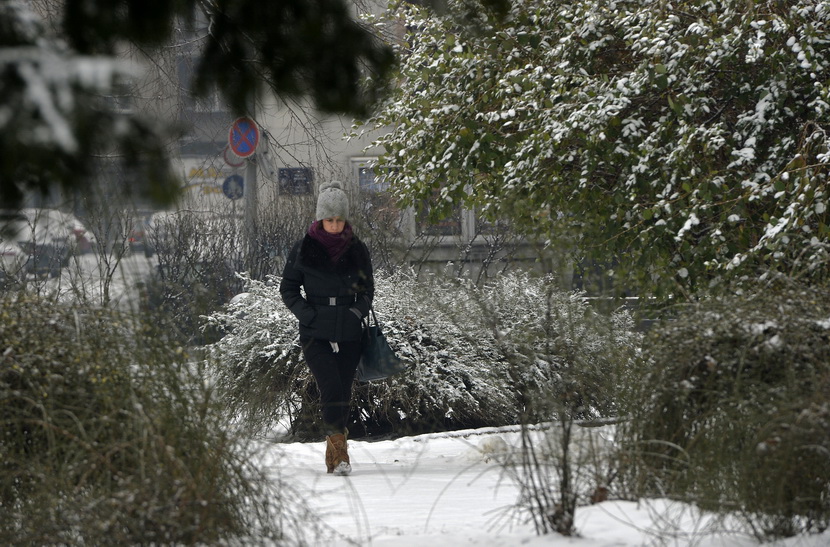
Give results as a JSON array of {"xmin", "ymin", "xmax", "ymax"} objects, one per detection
[
  {"xmin": 202, "ymin": 270, "xmax": 640, "ymax": 434},
  {"xmin": 366, "ymin": 0, "xmax": 830, "ymax": 296}
]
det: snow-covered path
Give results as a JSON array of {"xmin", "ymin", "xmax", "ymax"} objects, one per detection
[
  {"xmin": 270, "ymin": 429, "xmax": 526, "ymax": 546},
  {"xmin": 263, "ymin": 427, "xmax": 830, "ymax": 547}
]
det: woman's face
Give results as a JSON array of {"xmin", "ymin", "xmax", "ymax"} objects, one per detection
[{"xmin": 322, "ymin": 217, "xmax": 346, "ymax": 234}]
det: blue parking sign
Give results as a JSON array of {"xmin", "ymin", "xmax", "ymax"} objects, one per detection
[{"xmin": 222, "ymin": 174, "xmax": 244, "ymax": 200}]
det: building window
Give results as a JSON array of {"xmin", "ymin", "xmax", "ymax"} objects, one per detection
[
  {"xmin": 416, "ymin": 195, "xmax": 463, "ymax": 236},
  {"xmin": 475, "ymin": 211, "xmax": 511, "ymax": 235},
  {"xmin": 177, "ymin": 55, "xmax": 227, "ymax": 114},
  {"xmin": 352, "ymin": 157, "xmax": 394, "ymax": 192}
]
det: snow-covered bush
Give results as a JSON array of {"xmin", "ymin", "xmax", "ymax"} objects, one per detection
[
  {"xmin": 0, "ymin": 296, "xmax": 296, "ymax": 544},
  {"xmin": 203, "ymin": 270, "xmax": 518, "ymax": 437},
  {"xmin": 203, "ymin": 269, "xmax": 640, "ymax": 438},
  {"xmin": 354, "ymin": 270, "xmax": 519, "ymax": 435},
  {"xmin": 366, "ymin": 0, "xmax": 830, "ymax": 297},
  {"xmin": 201, "ymin": 274, "xmax": 310, "ymax": 435},
  {"xmin": 617, "ymin": 281, "xmax": 830, "ymax": 539},
  {"xmin": 441, "ymin": 271, "xmax": 641, "ymax": 420}
]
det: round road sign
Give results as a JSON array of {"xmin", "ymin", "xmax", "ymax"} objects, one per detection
[
  {"xmin": 228, "ymin": 117, "xmax": 260, "ymax": 158},
  {"xmin": 223, "ymin": 145, "xmax": 245, "ymax": 167},
  {"xmin": 222, "ymin": 174, "xmax": 244, "ymax": 200}
]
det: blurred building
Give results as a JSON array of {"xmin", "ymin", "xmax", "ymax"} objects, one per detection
[{"xmin": 147, "ymin": 5, "xmax": 562, "ymax": 282}]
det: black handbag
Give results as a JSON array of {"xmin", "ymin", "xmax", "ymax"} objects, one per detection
[{"xmin": 357, "ymin": 308, "xmax": 407, "ymax": 383}]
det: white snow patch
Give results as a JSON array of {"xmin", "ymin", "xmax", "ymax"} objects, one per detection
[
  {"xmin": 675, "ymin": 212, "xmax": 700, "ymax": 240},
  {"xmin": 749, "ymin": 321, "xmax": 778, "ymax": 335}
]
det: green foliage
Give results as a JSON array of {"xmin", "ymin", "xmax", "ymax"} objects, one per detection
[
  {"xmin": 368, "ymin": 0, "xmax": 830, "ymax": 297},
  {"xmin": 617, "ymin": 281, "xmax": 830, "ymax": 539},
  {"xmin": 0, "ymin": 296, "xmax": 296, "ymax": 544},
  {"xmin": 202, "ymin": 269, "xmax": 640, "ymax": 438}
]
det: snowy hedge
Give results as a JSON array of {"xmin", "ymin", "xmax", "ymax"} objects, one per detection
[
  {"xmin": 617, "ymin": 281, "xmax": 830, "ymax": 539},
  {"xmin": 202, "ymin": 270, "xmax": 640, "ymax": 437}
]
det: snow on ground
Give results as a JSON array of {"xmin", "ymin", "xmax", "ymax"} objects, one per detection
[{"xmin": 262, "ymin": 427, "xmax": 830, "ymax": 547}]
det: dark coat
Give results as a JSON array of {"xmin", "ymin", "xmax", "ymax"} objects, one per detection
[{"xmin": 280, "ymin": 233, "xmax": 374, "ymax": 342}]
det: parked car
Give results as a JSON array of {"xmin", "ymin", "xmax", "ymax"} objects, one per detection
[
  {"xmin": 126, "ymin": 213, "xmax": 155, "ymax": 257},
  {"xmin": 147, "ymin": 209, "xmax": 243, "ymax": 261},
  {"xmin": 0, "ymin": 208, "xmax": 96, "ymax": 278},
  {"xmin": 32, "ymin": 208, "xmax": 96, "ymax": 255}
]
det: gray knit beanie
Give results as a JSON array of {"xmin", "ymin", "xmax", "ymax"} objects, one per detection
[{"xmin": 315, "ymin": 180, "xmax": 350, "ymax": 220}]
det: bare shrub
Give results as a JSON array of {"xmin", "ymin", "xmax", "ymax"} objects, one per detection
[
  {"xmin": 502, "ymin": 422, "xmax": 617, "ymax": 536},
  {"xmin": 250, "ymin": 193, "xmax": 316, "ymax": 280},
  {"xmin": 455, "ymin": 273, "xmax": 639, "ymax": 536},
  {"xmin": 351, "ymin": 187, "xmax": 410, "ymax": 274},
  {"xmin": 0, "ymin": 296, "xmax": 305, "ymax": 545},
  {"xmin": 142, "ymin": 209, "xmax": 245, "ymax": 343}
]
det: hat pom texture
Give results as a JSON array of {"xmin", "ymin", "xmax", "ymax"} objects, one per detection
[{"xmin": 316, "ymin": 181, "xmax": 350, "ymax": 221}]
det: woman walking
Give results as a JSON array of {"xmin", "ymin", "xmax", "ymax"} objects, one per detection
[{"xmin": 280, "ymin": 181, "xmax": 374, "ymax": 475}]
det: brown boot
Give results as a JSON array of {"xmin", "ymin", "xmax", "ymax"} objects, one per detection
[
  {"xmin": 325, "ymin": 431, "xmax": 351, "ymax": 475},
  {"xmin": 324, "ymin": 435, "xmax": 338, "ymax": 473}
]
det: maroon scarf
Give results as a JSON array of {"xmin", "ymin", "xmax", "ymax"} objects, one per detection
[{"xmin": 307, "ymin": 220, "xmax": 353, "ymax": 262}]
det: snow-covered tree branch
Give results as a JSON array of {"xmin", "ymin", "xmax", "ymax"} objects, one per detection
[{"xmin": 366, "ymin": 0, "xmax": 830, "ymax": 297}]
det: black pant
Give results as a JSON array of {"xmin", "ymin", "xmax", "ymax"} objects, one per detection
[{"xmin": 301, "ymin": 336, "xmax": 362, "ymax": 433}]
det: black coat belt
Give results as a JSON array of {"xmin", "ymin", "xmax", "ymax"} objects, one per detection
[{"xmin": 306, "ymin": 295, "xmax": 358, "ymax": 306}]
